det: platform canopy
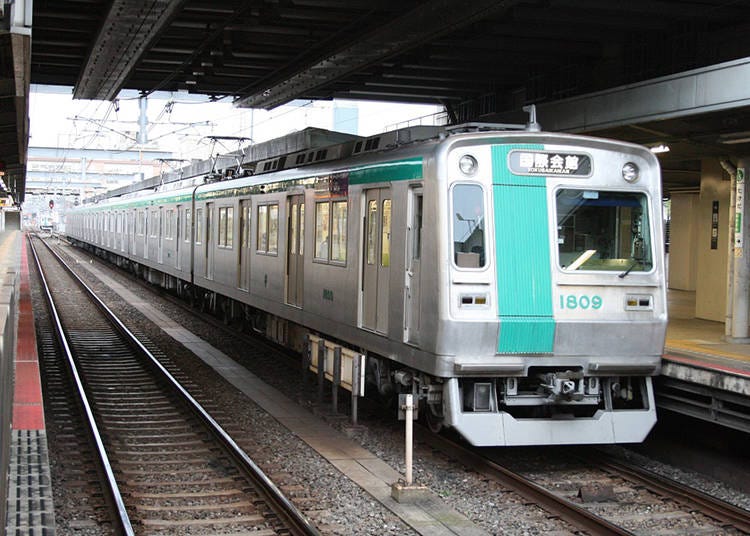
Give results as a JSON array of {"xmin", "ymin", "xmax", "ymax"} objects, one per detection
[{"xmin": 2, "ymin": 0, "xmax": 748, "ymax": 201}]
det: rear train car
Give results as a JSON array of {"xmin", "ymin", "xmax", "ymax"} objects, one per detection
[{"xmin": 66, "ymin": 123, "xmax": 666, "ymax": 446}]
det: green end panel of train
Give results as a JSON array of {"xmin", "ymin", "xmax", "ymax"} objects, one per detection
[{"xmin": 492, "ymin": 144, "xmax": 555, "ymax": 354}]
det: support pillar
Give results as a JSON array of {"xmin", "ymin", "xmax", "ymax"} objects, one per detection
[
  {"xmin": 729, "ymin": 158, "xmax": 750, "ymax": 341},
  {"xmin": 137, "ymin": 96, "xmax": 148, "ymax": 145}
]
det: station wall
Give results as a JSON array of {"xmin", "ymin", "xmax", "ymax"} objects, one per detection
[
  {"xmin": 668, "ymin": 159, "xmax": 731, "ymax": 323},
  {"xmin": 669, "ymin": 193, "xmax": 698, "ymax": 291},
  {"xmin": 695, "ymin": 160, "xmax": 730, "ymax": 322}
]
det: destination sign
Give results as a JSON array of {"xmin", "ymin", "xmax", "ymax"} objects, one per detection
[{"xmin": 509, "ymin": 151, "xmax": 592, "ymax": 177}]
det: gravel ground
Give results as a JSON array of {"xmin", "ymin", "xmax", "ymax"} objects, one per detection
[
  {"xmin": 53, "ymin": 243, "xmax": 416, "ymax": 536},
  {"xmin": 57, "ymin": 241, "xmax": 750, "ymax": 535},
  {"xmin": 603, "ymin": 444, "xmax": 750, "ymax": 511}
]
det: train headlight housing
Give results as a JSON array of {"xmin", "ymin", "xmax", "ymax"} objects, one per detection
[
  {"xmin": 459, "ymin": 154, "xmax": 478, "ymax": 176},
  {"xmin": 472, "ymin": 382, "xmax": 493, "ymax": 411},
  {"xmin": 622, "ymin": 162, "xmax": 640, "ymax": 183}
]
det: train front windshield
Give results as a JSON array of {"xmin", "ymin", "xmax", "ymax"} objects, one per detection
[{"xmin": 556, "ymin": 189, "xmax": 653, "ymax": 273}]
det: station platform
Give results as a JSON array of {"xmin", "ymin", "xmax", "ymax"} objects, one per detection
[
  {"xmin": 0, "ymin": 230, "xmax": 55, "ymax": 535},
  {"xmin": 659, "ymin": 289, "xmax": 750, "ymax": 433}
]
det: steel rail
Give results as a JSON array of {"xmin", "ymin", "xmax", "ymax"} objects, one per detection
[
  {"xmin": 589, "ymin": 451, "xmax": 750, "ymax": 533},
  {"xmin": 29, "ymin": 235, "xmax": 136, "ymax": 536},
  {"xmin": 415, "ymin": 426, "xmax": 635, "ymax": 536},
  {"xmin": 36, "ymin": 236, "xmax": 320, "ymax": 536}
]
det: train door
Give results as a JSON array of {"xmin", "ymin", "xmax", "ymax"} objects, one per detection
[
  {"xmin": 144, "ymin": 210, "xmax": 149, "ymax": 260},
  {"xmin": 119, "ymin": 212, "xmax": 125, "ymax": 252},
  {"xmin": 157, "ymin": 207, "xmax": 164, "ymax": 263},
  {"xmin": 114, "ymin": 213, "xmax": 119, "ymax": 250},
  {"xmin": 175, "ymin": 206, "xmax": 182, "ymax": 269},
  {"xmin": 404, "ymin": 187, "xmax": 423, "ymax": 345},
  {"xmin": 361, "ymin": 188, "xmax": 391, "ymax": 333},
  {"xmin": 128, "ymin": 211, "xmax": 134, "ymax": 255},
  {"xmin": 205, "ymin": 202, "xmax": 214, "ymax": 279},
  {"xmin": 286, "ymin": 194, "xmax": 304, "ymax": 307},
  {"xmin": 238, "ymin": 200, "xmax": 251, "ymax": 290}
]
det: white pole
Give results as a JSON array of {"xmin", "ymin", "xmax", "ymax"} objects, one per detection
[
  {"xmin": 732, "ymin": 161, "xmax": 750, "ymax": 339},
  {"xmin": 405, "ymin": 394, "xmax": 413, "ymax": 485}
]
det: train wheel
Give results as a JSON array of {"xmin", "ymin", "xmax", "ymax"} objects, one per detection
[{"xmin": 421, "ymin": 400, "xmax": 444, "ymax": 434}]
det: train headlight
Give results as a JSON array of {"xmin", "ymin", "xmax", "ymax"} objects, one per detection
[
  {"xmin": 473, "ymin": 382, "xmax": 493, "ymax": 412},
  {"xmin": 459, "ymin": 154, "xmax": 478, "ymax": 176},
  {"xmin": 622, "ymin": 162, "xmax": 640, "ymax": 183}
]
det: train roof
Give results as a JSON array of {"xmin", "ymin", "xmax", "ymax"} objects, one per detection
[{"xmin": 78, "ymin": 108, "xmax": 657, "ymax": 211}]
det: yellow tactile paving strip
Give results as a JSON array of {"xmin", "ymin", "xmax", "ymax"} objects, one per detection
[{"xmin": 665, "ymin": 290, "xmax": 750, "ymax": 374}]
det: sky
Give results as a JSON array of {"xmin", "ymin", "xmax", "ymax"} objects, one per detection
[{"xmin": 29, "ymin": 85, "xmax": 445, "ymax": 163}]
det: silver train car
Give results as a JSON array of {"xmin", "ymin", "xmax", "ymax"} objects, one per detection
[{"xmin": 66, "ymin": 122, "xmax": 666, "ymax": 446}]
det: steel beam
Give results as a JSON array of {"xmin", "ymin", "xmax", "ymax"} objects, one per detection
[
  {"xmin": 74, "ymin": 0, "xmax": 188, "ymax": 100},
  {"xmin": 235, "ymin": 0, "xmax": 520, "ymax": 110},
  {"xmin": 527, "ymin": 58, "xmax": 750, "ymax": 133}
]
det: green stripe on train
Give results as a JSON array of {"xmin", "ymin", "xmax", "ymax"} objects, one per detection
[
  {"xmin": 492, "ymin": 144, "xmax": 555, "ymax": 354},
  {"xmin": 75, "ymin": 157, "xmax": 424, "ymax": 212},
  {"xmin": 348, "ymin": 157, "xmax": 423, "ymax": 184}
]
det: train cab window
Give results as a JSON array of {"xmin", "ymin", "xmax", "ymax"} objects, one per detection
[
  {"xmin": 314, "ymin": 199, "xmax": 347, "ymax": 264},
  {"xmin": 218, "ymin": 206, "xmax": 233, "ymax": 248},
  {"xmin": 556, "ymin": 189, "xmax": 653, "ymax": 273},
  {"xmin": 256, "ymin": 203, "xmax": 278, "ymax": 254},
  {"xmin": 452, "ymin": 184, "xmax": 486, "ymax": 268}
]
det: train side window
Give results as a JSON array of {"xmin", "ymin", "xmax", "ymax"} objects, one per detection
[
  {"xmin": 452, "ymin": 184, "xmax": 486, "ymax": 268},
  {"xmin": 366, "ymin": 200, "xmax": 377, "ymax": 264},
  {"xmin": 268, "ymin": 204, "xmax": 278, "ymax": 253},
  {"xmin": 257, "ymin": 205, "xmax": 268, "ymax": 251},
  {"xmin": 314, "ymin": 202, "xmax": 330, "ymax": 260},
  {"xmin": 184, "ymin": 209, "xmax": 191, "ymax": 242},
  {"xmin": 165, "ymin": 209, "xmax": 174, "ymax": 240},
  {"xmin": 218, "ymin": 206, "xmax": 233, "ymax": 248},
  {"xmin": 256, "ymin": 203, "xmax": 278, "ymax": 255},
  {"xmin": 195, "ymin": 208, "xmax": 203, "ymax": 244},
  {"xmin": 413, "ymin": 194, "xmax": 423, "ymax": 260},
  {"xmin": 240, "ymin": 204, "xmax": 250, "ymax": 248},
  {"xmin": 299, "ymin": 204, "xmax": 305, "ymax": 256},
  {"xmin": 314, "ymin": 199, "xmax": 347, "ymax": 264},
  {"xmin": 381, "ymin": 199, "xmax": 391, "ymax": 267},
  {"xmin": 331, "ymin": 200, "xmax": 347, "ymax": 262},
  {"xmin": 150, "ymin": 210, "xmax": 159, "ymax": 238}
]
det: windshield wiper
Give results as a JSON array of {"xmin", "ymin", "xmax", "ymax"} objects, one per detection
[{"xmin": 618, "ymin": 260, "xmax": 641, "ymax": 279}]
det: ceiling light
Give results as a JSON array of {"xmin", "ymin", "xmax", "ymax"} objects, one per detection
[
  {"xmin": 721, "ymin": 137, "xmax": 750, "ymax": 145},
  {"xmin": 649, "ymin": 144, "xmax": 670, "ymax": 154},
  {"xmin": 719, "ymin": 131, "xmax": 750, "ymax": 144}
]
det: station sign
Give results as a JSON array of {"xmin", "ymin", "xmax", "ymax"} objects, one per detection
[{"xmin": 509, "ymin": 150, "xmax": 592, "ymax": 177}]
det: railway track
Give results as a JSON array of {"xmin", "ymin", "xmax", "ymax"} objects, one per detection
[
  {"xmin": 47, "ymin": 234, "xmax": 750, "ymax": 535},
  {"xmin": 30, "ymin": 235, "xmax": 319, "ymax": 536},
  {"xmin": 584, "ymin": 450, "xmax": 750, "ymax": 534},
  {"xmin": 418, "ymin": 427, "xmax": 750, "ymax": 535}
]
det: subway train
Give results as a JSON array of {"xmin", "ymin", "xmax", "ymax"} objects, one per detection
[{"xmin": 66, "ymin": 118, "xmax": 666, "ymax": 446}]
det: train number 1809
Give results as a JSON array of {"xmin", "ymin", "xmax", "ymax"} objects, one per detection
[{"xmin": 559, "ymin": 294, "xmax": 602, "ymax": 310}]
